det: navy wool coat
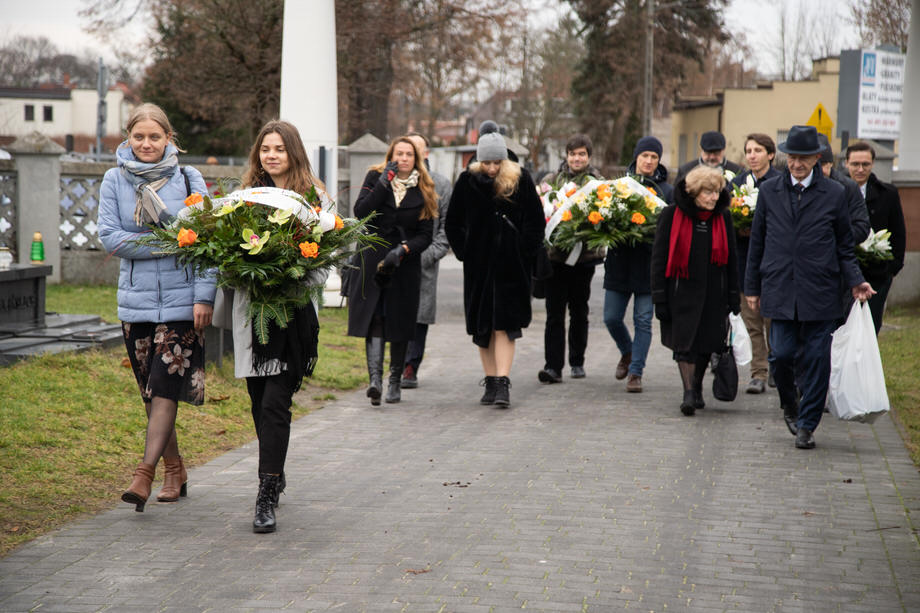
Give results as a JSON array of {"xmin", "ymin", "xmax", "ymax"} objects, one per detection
[{"xmin": 744, "ymin": 167, "xmax": 864, "ymax": 321}]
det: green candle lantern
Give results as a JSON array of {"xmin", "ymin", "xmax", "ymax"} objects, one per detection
[{"xmin": 30, "ymin": 232, "xmax": 44, "ymax": 264}]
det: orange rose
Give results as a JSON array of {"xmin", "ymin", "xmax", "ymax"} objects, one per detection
[
  {"xmin": 334, "ymin": 215, "xmax": 344, "ymax": 230},
  {"xmin": 299, "ymin": 241, "xmax": 319, "ymax": 258},
  {"xmin": 561, "ymin": 210, "xmax": 572, "ymax": 222},
  {"xmin": 184, "ymin": 193, "xmax": 203, "ymax": 207},
  {"xmin": 731, "ymin": 197, "xmax": 744, "ymax": 208},
  {"xmin": 177, "ymin": 228, "xmax": 197, "ymax": 247},
  {"xmin": 588, "ymin": 211, "xmax": 603, "ymax": 224},
  {"xmin": 596, "ymin": 184, "xmax": 611, "ymax": 200},
  {"xmin": 630, "ymin": 212, "xmax": 646, "ymax": 225}
]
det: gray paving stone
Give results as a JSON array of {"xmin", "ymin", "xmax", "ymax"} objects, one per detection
[{"xmin": 1, "ymin": 259, "xmax": 919, "ymax": 612}]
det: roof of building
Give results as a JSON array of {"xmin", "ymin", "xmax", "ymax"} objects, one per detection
[{"xmin": 0, "ymin": 87, "xmax": 72, "ymax": 100}]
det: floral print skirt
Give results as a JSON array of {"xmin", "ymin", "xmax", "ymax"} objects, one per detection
[{"xmin": 122, "ymin": 321, "xmax": 206, "ymax": 405}]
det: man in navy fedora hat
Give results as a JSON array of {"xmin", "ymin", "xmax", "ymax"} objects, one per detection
[{"xmin": 744, "ymin": 125, "xmax": 875, "ymax": 449}]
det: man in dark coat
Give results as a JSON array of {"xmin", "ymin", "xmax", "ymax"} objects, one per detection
[
  {"xmin": 745, "ymin": 126, "xmax": 874, "ymax": 450},
  {"xmin": 538, "ymin": 134, "xmax": 604, "ymax": 384},
  {"xmin": 846, "ymin": 141, "xmax": 907, "ymax": 334},
  {"xmin": 401, "ymin": 133, "xmax": 452, "ymax": 388},
  {"xmin": 818, "ymin": 134, "xmax": 871, "ymax": 245},
  {"xmin": 604, "ymin": 135, "xmax": 673, "ymax": 393},
  {"xmin": 675, "ymin": 131, "xmax": 742, "ymax": 185}
]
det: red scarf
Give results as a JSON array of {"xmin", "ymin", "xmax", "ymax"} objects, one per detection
[{"xmin": 665, "ymin": 208, "xmax": 728, "ymax": 279}]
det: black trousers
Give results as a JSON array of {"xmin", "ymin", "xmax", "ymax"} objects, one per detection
[
  {"xmin": 543, "ymin": 261, "xmax": 595, "ymax": 371},
  {"xmin": 247, "ymin": 373, "xmax": 295, "ymax": 475},
  {"xmin": 405, "ymin": 323, "xmax": 429, "ymax": 372}
]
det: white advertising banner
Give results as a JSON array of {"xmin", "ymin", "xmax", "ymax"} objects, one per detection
[{"xmin": 857, "ymin": 49, "xmax": 905, "ymax": 140}]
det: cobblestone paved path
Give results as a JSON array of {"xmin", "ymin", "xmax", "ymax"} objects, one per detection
[{"xmin": 1, "ymin": 257, "xmax": 918, "ymax": 612}]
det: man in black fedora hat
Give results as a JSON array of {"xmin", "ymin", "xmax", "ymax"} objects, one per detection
[
  {"xmin": 675, "ymin": 130, "xmax": 742, "ymax": 184},
  {"xmin": 744, "ymin": 125, "xmax": 875, "ymax": 450}
]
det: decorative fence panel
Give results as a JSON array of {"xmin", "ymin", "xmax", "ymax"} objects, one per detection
[{"xmin": 0, "ymin": 160, "xmax": 17, "ymax": 255}]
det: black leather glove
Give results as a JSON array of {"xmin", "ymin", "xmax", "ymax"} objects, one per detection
[
  {"xmin": 382, "ymin": 244, "xmax": 404, "ymax": 269},
  {"xmin": 654, "ymin": 303, "xmax": 670, "ymax": 322},
  {"xmin": 378, "ymin": 161, "xmax": 399, "ymax": 187}
]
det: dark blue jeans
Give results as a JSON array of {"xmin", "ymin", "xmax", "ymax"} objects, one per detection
[
  {"xmin": 603, "ymin": 290, "xmax": 653, "ymax": 377},
  {"xmin": 769, "ymin": 318, "xmax": 836, "ymax": 432}
]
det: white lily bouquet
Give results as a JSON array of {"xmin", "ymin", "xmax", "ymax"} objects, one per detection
[
  {"xmin": 856, "ymin": 229, "xmax": 894, "ymax": 267},
  {"xmin": 729, "ymin": 173, "xmax": 759, "ymax": 234}
]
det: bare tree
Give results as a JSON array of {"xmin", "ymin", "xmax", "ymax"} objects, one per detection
[{"xmin": 850, "ymin": 0, "xmax": 911, "ymax": 51}]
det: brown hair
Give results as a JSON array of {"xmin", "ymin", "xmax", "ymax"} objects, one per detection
[
  {"xmin": 744, "ymin": 133, "xmax": 776, "ymax": 157},
  {"xmin": 125, "ymin": 102, "xmax": 184, "ymax": 152},
  {"xmin": 684, "ymin": 165, "xmax": 725, "ymax": 196},
  {"xmin": 566, "ymin": 134, "xmax": 593, "ymax": 156},
  {"xmin": 371, "ymin": 136, "xmax": 439, "ymax": 220},
  {"xmin": 846, "ymin": 141, "xmax": 876, "ymax": 161},
  {"xmin": 242, "ymin": 120, "xmax": 326, "ymax": 194},
  {"xmin": 469, "ymin": 159, "xmax": 522, "ymax": 201}
]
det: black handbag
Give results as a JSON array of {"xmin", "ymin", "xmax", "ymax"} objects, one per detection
[
  {"xmin": 531, "ymin": 245, "xmax": 553, "ymax": 299},
  {"xmin": 712, "ymin": 344, "xmax": 738, "ymax": 402}
]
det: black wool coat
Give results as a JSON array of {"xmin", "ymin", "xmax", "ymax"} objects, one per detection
[
  {"xmin": 445, "ymin": 167, "xmax": 545, "ymax": 337},
  {"xmin": 651, "ymin": 181, "xmax": 740, "ymax": 354},
  {"xmin": 346, "ymin": 170, "xmax": 433, "ymax": 340},
  {"xmin": 861, "ymin": 172, "xmax": 906, "ymax": 284}
]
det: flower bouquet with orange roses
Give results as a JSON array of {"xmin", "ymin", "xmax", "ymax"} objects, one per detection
[
  {"xmin": 542, "ymin": 176, "xmax": 667, "ymax": 262},
  {"xmin": 729, "ymin": 173, "xmax": 759, "ymax": 235},
  {"xmin": 140, "ymin": 186, "xmax": 380, "ymax": 343}
]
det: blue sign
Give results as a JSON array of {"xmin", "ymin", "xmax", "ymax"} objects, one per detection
[{"xmin": 862, "ymin": 52, "xmax": 876, "ymax": 87}]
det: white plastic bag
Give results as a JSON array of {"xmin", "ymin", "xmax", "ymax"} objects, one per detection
[
  {"xmin": 729, "ymin": 313, "xmax": 752, "ymax": 366},
  {"xmin": 828, "ymin": 301, "xmax": 890, "ymax": 423}
]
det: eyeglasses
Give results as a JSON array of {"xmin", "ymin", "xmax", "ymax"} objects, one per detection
[{"xmin": 848, "ymin": 162, "xmax": 872, "ymax": 168}]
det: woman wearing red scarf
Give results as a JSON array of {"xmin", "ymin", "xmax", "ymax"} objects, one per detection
[{"xmin": 651, "ymin": 166, "xmax": 740, "ymax": 416}]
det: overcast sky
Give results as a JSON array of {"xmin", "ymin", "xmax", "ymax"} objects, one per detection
[{"xmin": 1, "ymin": 0, "xmax": 862, "ymax": 76}]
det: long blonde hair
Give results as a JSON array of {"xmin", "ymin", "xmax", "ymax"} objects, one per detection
[
  {"xmin": 469, "ymin": 159, "xmax": 522, "ymax": 200},
  {"xmin": 371, "ymin": 136, "xmax": 438, "ymax": 220}
]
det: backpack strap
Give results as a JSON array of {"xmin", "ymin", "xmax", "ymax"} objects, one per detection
[{"xmin": 180, "ymin": 167, "xmax": 191, "ymax": 197}]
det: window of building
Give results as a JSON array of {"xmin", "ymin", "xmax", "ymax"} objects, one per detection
[
  {"xmin": 43, "ymin": 106, "xmax": 53, "ymax": 122},
  {"xmin": 24, "ymin": 105, "xmax": 34, "ymax": 121}
]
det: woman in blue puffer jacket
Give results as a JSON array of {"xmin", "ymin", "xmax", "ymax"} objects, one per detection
[{"xmin": 98, "ymin": 103, "xmax": 216, "ymax": 512}]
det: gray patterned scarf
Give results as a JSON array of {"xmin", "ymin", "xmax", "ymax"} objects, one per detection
[{"xmin": 116, "ymin": 141, "xmax": 180, "ymax": 226}]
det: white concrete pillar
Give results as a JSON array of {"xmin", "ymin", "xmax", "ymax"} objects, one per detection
[
  {"xmin": 280, "ymin": 0, "xmax": 338, "ymax": 197},
  {"xmin": 898, "ymin": 0, "xmax": 920, "ymax": 171}
]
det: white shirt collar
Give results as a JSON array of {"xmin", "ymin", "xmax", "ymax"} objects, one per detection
[
  {"xmin": 859, "ymin": 183, "xmax": 867, "ymax": 199},
  {"xmin": 791, "ymin": 170, "xmax": 814, "ymax": 189}
]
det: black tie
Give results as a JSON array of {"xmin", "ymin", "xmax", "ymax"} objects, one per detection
[{"xmin": 794, "ymin": 183, "xmax": 804, "ymax": 194}]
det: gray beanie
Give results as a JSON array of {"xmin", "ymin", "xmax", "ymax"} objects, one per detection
[{"xmin": 477, "ymin": 132, "xmax": 508, "ymax": 162}]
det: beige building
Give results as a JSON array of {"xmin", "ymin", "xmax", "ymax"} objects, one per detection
[{"xmin": 671, "ymin": 58, "xmax": 842, "ymax": 168}]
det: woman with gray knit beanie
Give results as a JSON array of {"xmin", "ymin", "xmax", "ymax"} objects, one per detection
[{"xmin": 445, "ymin": 125, "xmax": 545, "ymax": 407}]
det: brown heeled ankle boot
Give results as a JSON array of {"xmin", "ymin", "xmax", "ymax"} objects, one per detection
[
  {"xmin": 157, "ymin": 456, "xmax": 188, "ymax": 502},
  {"xmin": 122, "ymin": 462, "xmax": 156, "ymax": 512}
]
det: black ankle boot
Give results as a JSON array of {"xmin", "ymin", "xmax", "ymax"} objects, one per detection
[
  {"xmin": 253, "ymin": 473, "xmax": 280, "ymax": 533},
  {"xmin": 479, "ymin": 376, "xmax": 497, "ymax": 405},
  {"xmin": 272, "ymin": 472, "xmax": 286, "ymax": 508},
  {"xmin": 680, "ymin": 390, "xmax": 696, "ymax": 416},
  {"xmin": 385, "ymin": 368, "xmax": 401, "ymax": 403},
  {"xmin": 365, "ymin": 337, "xmax": 384, "ymax": 406},
  {"xmin": 493, "ymin": 376, "xmax": 511, "ymax": 407}
]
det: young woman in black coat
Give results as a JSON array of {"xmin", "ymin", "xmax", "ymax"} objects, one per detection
[
  {"xmin": 346, "ymin": 137, "xmax": 436, "ymax": 405},
  {"xmin": 445, "ymin": 130, "xmax": 545, "ymax": 407},
  {"xmin": 651, "ymin": 165, "xmax": 740, "ymax": 416}
]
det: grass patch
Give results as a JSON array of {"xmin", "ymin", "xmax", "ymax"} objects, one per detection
[
  {"xmin": 1, "ymin": 285, "xmax": 363, "ymax": 556},
  {"xmin": 879, "ymin": 304, "xmax": 920, "ymax": 467}
]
